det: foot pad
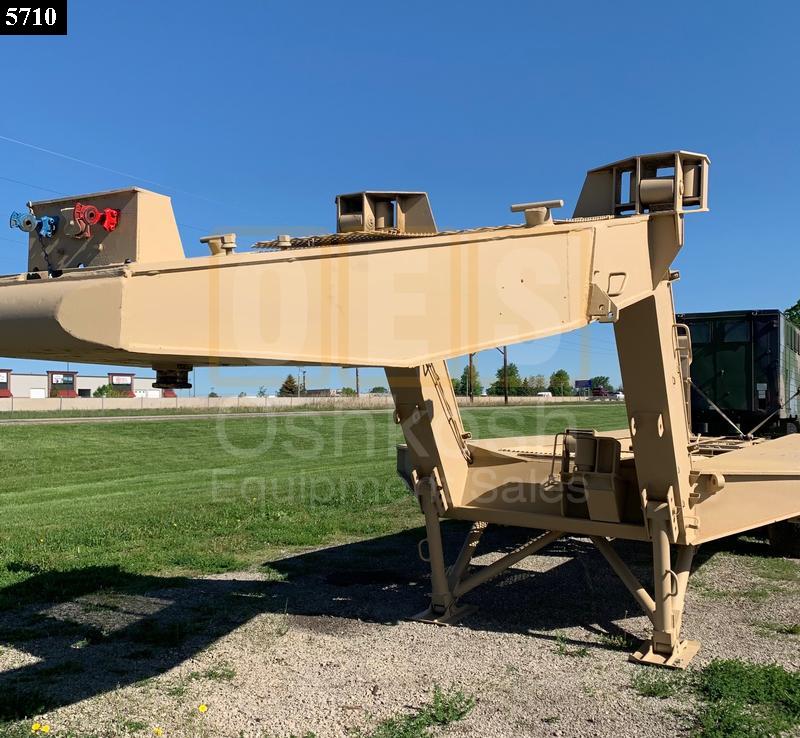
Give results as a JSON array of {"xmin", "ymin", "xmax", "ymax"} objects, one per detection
[
  {"xmin": 411, "ymin": 603, "xmax": 476, "ymax": 625},
  {"xmin": 629, "ymin": 639, "xmax": 701, "ymax": 669}
]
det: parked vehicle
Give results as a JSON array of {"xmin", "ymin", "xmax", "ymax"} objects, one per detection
[{"xmin": 676, "ymin": 309, "xmax": 800, "ymax": 437}]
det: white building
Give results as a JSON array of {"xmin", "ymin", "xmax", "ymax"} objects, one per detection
[{"xmin": 0, "ymin": 370, "xmax": 167, "ymax": 399}]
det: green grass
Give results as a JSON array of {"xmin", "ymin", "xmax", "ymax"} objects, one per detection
[
  {"xmin": 631, "ymin": 669, "xmax": 686, "ymax": 698},
  {"xmin": 694, "ymin": 660, "xmax": 800, "ymax": 738},
  {"xmin": 692, "ymin": 581, "xmax": 779, "ymax": 603},
  {"xmin": 0, "ymin": 404, "xmax": 381, "ymax": 421},
  {"xmin": 0, "ymin": 400, "xmax": 598, "ymax": 421},
  {"xmin": 0, "ymin": 724, "xmax": 35, "ymax": 738},
  {"xmin": 284, "ymin": 686, "xmax": 474, "ymax": 738},
  {"xmin": 693, "ymin": 553, "xmax": 799, "ymax": 604},
  {"xmin": 553, "ymin": 633, "xmax": 590, "ymax": 657},
  {"xmin": 750, "ymin": 557, "xmax": 799, "ymax": 583},
  {"xmin": 0, "ymin": 726, "xmax": 100, "ymax": 738},
  {"xmin": 353, "ymin": 686, "xmax": 475, "ymax": 738},
  {"xmin": 119, "ymin": 719, "xmax": 147, "ymax": 733},
  {"xmin": 597, "ymin": 632, "xmax": 638, "ymax": 651},
  {"xmin": 756, "ymin": 621, "xmax": 800, "ymax": 637},
  {"xmin": 190, "ymin": 663, "xmax": 236, "ymax": 682},
  {"xmin": 632, "ymin": 659, "xmax": 800, "ymax": 738},
  {"xmin": 0, "ymin": 405, "xmax": 627, "ymax": 605}
]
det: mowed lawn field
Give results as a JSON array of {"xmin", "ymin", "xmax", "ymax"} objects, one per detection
[{"xmin": 0, "ymin": 404, "xmax": 627, "ymax": 604}]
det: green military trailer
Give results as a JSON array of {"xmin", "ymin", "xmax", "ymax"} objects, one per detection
[
  {"xmin": 677, "ymin": 309, "xmax": 800, "ymax": 439},
  {"xmin": 677, "ymin": 309, "xmax": 800, "ymax": 555}
]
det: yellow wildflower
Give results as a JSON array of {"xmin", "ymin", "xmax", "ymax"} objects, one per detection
[
  {"xmin": 31, "ymin": 723, "xmax": 40, "ymax": 733},
  {"xmin": 153, "ymin": 728, "xmax": 164, "ymax": 736},
  {"xmin": 40, "ymin": 727, "xmax": 50, "ymax": 734},
  {"xmin": 198, "ymin": 704, "xmax": 208, "ymax": 713}
]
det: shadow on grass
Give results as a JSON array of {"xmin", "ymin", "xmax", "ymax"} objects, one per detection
[{"xmin": 0, "ymin": 525, "xmax": 775, "ymax": 722}]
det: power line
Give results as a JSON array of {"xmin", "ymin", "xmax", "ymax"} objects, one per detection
[
  {"xmin": 0, "ymin": 174, "xmax": 63, "ymax": 196},
  {"xmin": 0, "ymin": 133, "xmax": 242, "ymax": 211},
  {"xmin": 554, "ymin": 339, "xmax": 619, "ymax": 357},
  {"xmin": 524, "ymin": 337, "xmax": 619, "ymax": 357},
  {"xmin": 177, "ymin": 222, "xmax": 209, "ymax": 233}
]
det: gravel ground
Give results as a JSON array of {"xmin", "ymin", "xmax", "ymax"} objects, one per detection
[{"xmin": 1, "ymin": 527, "xmax": 798, "ymax": 738}]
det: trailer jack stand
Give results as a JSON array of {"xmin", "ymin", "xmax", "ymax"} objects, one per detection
[
  {"xmin": 630, "ymin": 638, "xmax": 700, "ymax": 669},
  {"xmin": 592, "ymin": 523, "xmax": 700, "ymax": 669},
  {"xmin": 412, "ymin": 483, "xmax": 564, "ymax": 627}
]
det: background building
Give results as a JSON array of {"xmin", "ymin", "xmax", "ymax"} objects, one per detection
[{"xmin": 0, "ymin": 370, "xmax": 166, "ymax": 399}]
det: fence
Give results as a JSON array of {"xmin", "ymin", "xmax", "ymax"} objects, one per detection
[{"xmin": 0, "ymin": 394, "xmax": 591, "ymax": 414}]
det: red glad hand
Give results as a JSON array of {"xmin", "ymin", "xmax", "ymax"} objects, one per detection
[
  {"xmin": 102, "ymin": 208, "xmax": 119, "ymax": 232},
  {"xmin": 74, "ymin": 203, "xmax": 102, "ymax": 226},
  {"xmin": 73, "ymin": 204, "xmax": 120, "ymax": 234}
]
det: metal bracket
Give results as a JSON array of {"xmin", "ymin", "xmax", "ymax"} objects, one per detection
[
  {"xmin": 587, "ymin": 283, "xmax": 619, "ymax": 323},
  {"xmin": 412, "ymin": 468, "xmax": 447, "ymax": 515},
  {"xmin": 644, "ymin": 487, "xmax": 680, "ymax": 542}
]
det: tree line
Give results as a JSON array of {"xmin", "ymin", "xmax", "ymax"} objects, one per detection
[
  {"xmin": 275, "ymin": 375, "xmax": 389, "ymax": 397},
  {"xmin": 273, "ymin": 367, "xmax": 618, "ymax": 398},
  {"xmin": 451, "ymin": 363, "xmax": 615, "ymax": 397}
]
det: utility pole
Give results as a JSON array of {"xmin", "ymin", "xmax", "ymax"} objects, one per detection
[
  {"xmin": 355, "ymin": 367, "xmax": 360, "ymax": 396},
  {"xmin": 296, "ymin": 366, "xmax": 301, "ymax": 397},
  {"xmin": 503, "ymin": 345, "xmax": 508, "ymax": 405},
  {"xmin": 494, "ymin": 346, "xmax": 509, "ymax": 405},
  {"xmin": 468, "ymin": 353, "xmax": 475, "ymax": 403}
]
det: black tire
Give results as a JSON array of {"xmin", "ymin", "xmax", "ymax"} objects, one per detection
[{"xmin": 768, "ymin": 518, "xmax": 800, "ymax": 558}]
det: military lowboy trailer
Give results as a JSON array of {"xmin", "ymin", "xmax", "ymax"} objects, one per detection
[
  {"xmin": 2, "ymin": 151, "xmax": 800, "ymax": 667},
  {"xmin": 676, "ymin": 309, "xmax": 800, "ymax": 438}
]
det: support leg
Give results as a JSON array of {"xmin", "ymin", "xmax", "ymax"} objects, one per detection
[
  {"xmin": 630, "ymin": 516, "xmax": 699, "ymax": 668},
  {"xmin": 412, "ymin": 479, "xmax": 564, "ymax": 625},
  {"xmin": 672, "ymin": 544, "xmax": 696, "ymax": 636},
  {"xmin": 413, "ymin": 478, "xmax": 476, "ymax": 624}
]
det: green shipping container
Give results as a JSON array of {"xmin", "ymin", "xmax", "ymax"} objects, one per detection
[{"xmin": 675, "ymin": 310, "xmax": 800, "ymax": 437}]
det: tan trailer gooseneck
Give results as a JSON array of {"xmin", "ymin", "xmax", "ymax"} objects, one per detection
[{"xmin": 1, "ymin": 151, "xmax": 798, "ymax": 667}]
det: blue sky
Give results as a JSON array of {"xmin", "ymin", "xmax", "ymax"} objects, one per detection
[{"xmin": 0, "ymin": 1, "xmax": 797, "ymax": 395}]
